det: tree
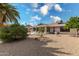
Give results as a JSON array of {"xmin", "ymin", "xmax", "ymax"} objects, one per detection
[
  {"xmin": 37, "ymin": 23, "xmax": 44, "ymax": 25},
  {"xmin": 58, "ymin": 20, "xmax": 63, "ymax": 24},
  {"xmin": 64, "ymin": 16, "xmax": 79, "ymax": 29},
  {"xmin": 0, "ymin": 3, "xmax": 20, "ymax": 24}
]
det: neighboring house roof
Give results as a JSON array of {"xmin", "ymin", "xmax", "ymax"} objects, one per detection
[
  {"xmin": 48, "ymin": 24, "xmax": 65, "ymax": 27},
  {"xmin": 26, "ymin": 25, "xmax": 33, "ymax": 29},
  {"xmin": 36, "ymin": 23, "xmax": 65, "ymax": 27}
]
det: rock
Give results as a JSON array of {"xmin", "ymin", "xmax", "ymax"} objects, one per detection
[{"xmin": 0, "ymin": 41, "xmax": 3, "ymax": 44}]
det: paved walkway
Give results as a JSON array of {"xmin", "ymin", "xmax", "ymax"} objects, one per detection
[{"xmin": 0, "ymin": 34, "xmax": 79, "ymax": 56}]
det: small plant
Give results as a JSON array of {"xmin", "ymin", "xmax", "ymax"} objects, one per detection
[{"xmin": 38, "ymin": 27, "xmax": 44, "ymax": 38}]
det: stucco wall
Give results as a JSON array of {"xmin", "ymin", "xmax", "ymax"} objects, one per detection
[{"xmin": 70, "ymin": 28, "xmax": 77, "ymax": 36}]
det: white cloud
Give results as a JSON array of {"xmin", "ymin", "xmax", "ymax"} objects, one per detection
[
  {"xmin": 30, "ymin": 15, "xmax": 41, "ymax": 26},
  {"xmin": 46, "ymin": 3, "xmax": 55, "ymax": 10},
  {"xmin": 40, "ymin": 3, "xmax": 55, "ymax": 16},
  {"xmin": 26, "ymin": 8, "xmax": 30, "ymax": 11},
  {"xmin": 26, "ymin": 9, "xmax": 30, "ymax": 14},
  {"xmin": 54, "ymin": 4, "xmax": 62, "ymax": 12},
  {"xmin": 32, "ymin": 4, "xmax": 62, "ymax": 16},
  {"xmin": 40, "ymin": 5, "xmax": 49, "ymax": 16},
  {"xmin": 31, "ymin": 15, "xmax": 41, "ymax": 21},
  {"xmin": 50, "ymin": 15, "xmax": 53, "ymax": 18},
  {"xmin": 50, "ymin": 15, "xmax": 61, "ymax": 23},
  {"xmin": 32, "ymin": 3, "xmax": 38, "ymax": 8},
  {"xmin": 31, "ymin": 4, "xmax": 40, "ymax": 12},
  {"xmin": 33, "ymin": 9, "xmax": 39, "ymax": 12},
  {"xmin": 29, "ymin": 21, "xmax": 37, "ymax": 26}
]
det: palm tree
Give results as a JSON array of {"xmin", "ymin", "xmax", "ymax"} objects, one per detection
[{"xmin": 0, "ymin": 3, "xmax": 20, "ymax": 25}]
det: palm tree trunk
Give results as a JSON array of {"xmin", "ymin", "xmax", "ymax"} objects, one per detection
[{"xmin": 0, "ymin": 15, "xmax": 3, "ymax": 24}]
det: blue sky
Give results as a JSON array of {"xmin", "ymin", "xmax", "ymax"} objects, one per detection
[{"xmin": 12, "ymin": 3, "xmax": 79, "ymax": 26}]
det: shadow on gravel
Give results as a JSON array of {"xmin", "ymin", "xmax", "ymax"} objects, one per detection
[
  {"xmin": 0, "ymin": 37, "xmax": 72, "ymax": 56},
  {"xmin": 23, "ymin": 37, "xmax": 72, "ymax": 56}
]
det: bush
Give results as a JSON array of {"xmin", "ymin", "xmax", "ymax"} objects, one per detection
[{"xmin": 0, "ymin": 24, "xmax": 28, "ymax": 43}]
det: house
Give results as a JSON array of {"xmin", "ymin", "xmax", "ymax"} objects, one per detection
[
  {"xmin": 34, "ymin": 23, "xmax": 70, "ymax": 34},
  {"xmin": 27, "ymin": 19, "xmax": 70, "ymax": 34}
]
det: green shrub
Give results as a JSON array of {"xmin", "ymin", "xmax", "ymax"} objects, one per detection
[{"xmin": 0, "ymin": 24, "xmax": 28, "ymax": 43}]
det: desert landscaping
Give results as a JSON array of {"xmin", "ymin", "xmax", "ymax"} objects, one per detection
[
  {"xmin": 0, "ymin": 3, "xmax": 79, "ymax": 56},
  {"xmin": 0, "ymin": 34, "xmax": 79, "ymax": 56}
]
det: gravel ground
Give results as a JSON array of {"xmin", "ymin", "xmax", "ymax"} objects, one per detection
[{"xmin": 0, "ymin": 34, "xmax": 79, "ymax": 56}]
